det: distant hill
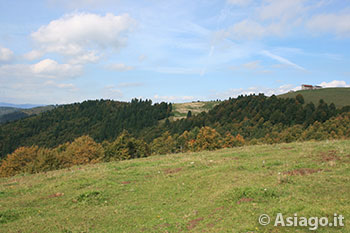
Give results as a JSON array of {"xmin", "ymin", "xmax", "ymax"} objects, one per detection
[
  {"xmin": 171, "ymin": 101, "xmax": 220, "ymax": 120},
  {"xmin": 0, "ymin": 102, "xmax": 45, "ymax": 109},
  {"xmin": 0, "ymin": 105, "xmax": 56, "ymax": 124},
  {"xmin": 1, "ymin": 94, "xmax": 350, "ymax": 158},
  {"xmin": 0, "ymin": 99, "xmax": 172, "ymax": 157},
  {"xmin": 278, "ymin": 87, "xmax": 350, "ymax": 108}
]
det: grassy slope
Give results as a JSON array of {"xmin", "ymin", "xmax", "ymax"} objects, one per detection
[
  {"xmin": 1, "ymin": 140, "xmax": 350, "ymax": 232},
  {"xmin": 279, "ymin": 87, "xmax": 350, "ymax": 108},
  {"xmin": 171, "ymin": 101, "xmax": 220, "ymax": 120}
]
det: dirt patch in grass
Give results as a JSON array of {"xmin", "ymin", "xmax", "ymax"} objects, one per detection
[
  {"xmin": 121, "ymin": 181, "xmax": 131, "ymax": 184},
  {"xmin": 48, "ymin": 192, "xmax": 64, "ymax": 198},
  {"xmin": 164, "ymin": 168, "xmax": 182, "ymax": 174},
  {"xmin": 212, "ymin": 206, "xmax": 224, "ymax": 213},
  {"xmin": 187, "ymin": 217, "xmax": 204, "ymax": 230},
  {"xmin": 206, "ymin": 217, "xmax": 223, "ymax": 229},
  {"xmin": 153, "ymin": 223, "xmax": 171, "ymax": 231},
  {"xmin": 281, "ymin": 147, "xmax": 294, "ymax": 150},
  {"xmin": 237, "ymin": 198, "xmax": 254, "ymax": 205},
  {"xmin": 319, "ymin": 150, "xmax": 340, "ymax": 162},
  {"xmin": 283, "ymin": 168, "xmax": 322, "ymax": 176}
]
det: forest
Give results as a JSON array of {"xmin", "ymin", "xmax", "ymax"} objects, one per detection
[{"xmin": 1, "ymin": 93, "xmax": 350, "ymax": 177}]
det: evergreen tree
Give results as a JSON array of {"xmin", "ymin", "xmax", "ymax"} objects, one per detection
[{"xmin": 187, "ymin": 110, "xmax": 192, "ymax": 118}]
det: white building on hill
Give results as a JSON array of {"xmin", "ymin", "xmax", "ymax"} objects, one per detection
[{"xmin": 301, "ymin": 84, "xmax": 323, "ymax": 90}]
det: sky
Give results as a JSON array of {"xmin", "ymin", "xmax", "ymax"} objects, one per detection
[{"xmin": 0, "ymin": 0, "xmax": 350, "ymax": 104}]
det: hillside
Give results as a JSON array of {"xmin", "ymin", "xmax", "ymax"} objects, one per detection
[
  {"xmin": 1, "ymin": 140, "xmax": 349, "ymax": 232},
  {"xmin": 278, "ymin": 87, "xmax": 350, "ymax": 108},
  {"xmin": 0, "ymin": 99, "xmax": 172, "ymax": 158},
  {"xmin": 0, "ymin": 105, "xmax": 55, "ymax": 124},
  {"xmin": 171, "ymin": 101, "xmax": 220, "ymax": 120},
  {"xmin": 2, "ymin": 94, "xmax": 349, "ymax": 159},
  {"xmin": 0, "ymin": 102, "xmax": 44, "ymax": 109}
]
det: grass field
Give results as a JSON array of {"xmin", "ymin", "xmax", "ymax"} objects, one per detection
[
  {"xmin": 1, "ymin": 140, "xmax": 350, "ymax": 232},
  {"xmin": 279, "ymin": 87, "xmax": 350, "ymax": 108},
  {"xmin": 171, "ymin": 101, "xmax": 220, "ymax": 120}
]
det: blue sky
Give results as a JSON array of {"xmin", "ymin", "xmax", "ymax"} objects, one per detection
[{"xmin": 0, "ymin": 0, "xmax": 350, "ymax": 104}]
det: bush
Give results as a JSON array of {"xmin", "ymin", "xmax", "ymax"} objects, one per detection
[
  {"xmin": 58, "ymin": 135, "xmax": 104, "ymax": 167},
  {"xmin": 151, "ymin": 131, "xmax": 176, "ymax": 155},
  {"xmin": 192, "ymin": 126, "xmax": 223, "ymax": 151},
  {"xmin": 0, "ymin": 146, "xmax": 39, "ymax": 177},
  {"xmin": 103, "ymin": 131, "xmax": 150, "ymax": 161},
  {"xmin": 0, "ymin": 146, "xmax": 59, "ymax": 177}
]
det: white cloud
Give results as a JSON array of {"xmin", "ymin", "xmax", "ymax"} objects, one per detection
[
  {"xmin": 118, "ymin": 82, "xmax": 143, "ymax": 88},
  {"xmin": 44, "ymin": 80, "xmax": 77, "ymax": 90},
  {"xmin": 152, "ymin": 67, "xmax": 204, "ymax": 75},
  {"xmin": 307, "ymin": 13, "xmax": 350, "ymax": 37},
  {"xmin": 261, "ymin": 50, "xmax": 306, "ymax": 71},
  {"xmin": 259, "ymin": 0, "xmax": 306, "ymax": 21},
  {"xmin": 220, "ymin": 18, "xmax": 293, "ymax": 40},
  {"xmin": 319, "ymin": 80, "xmax": 350, "ymax": 88},
  {"xmin": 48, "ymin": 0, "xmax": 114, "ymax": 9},
  {"xmin": 69, "ymin": 51, "xmax": 100, "ymax": 64},
  {"xmin": 229, "ymin": 60, "xmax": 265, "ymax": 72},
  {"xmin": 0, "ymin": 62, "xmax": 83, "ymax": 104},
  {"xmin": 219, "ymin": 0, "xmax": 310, "ymax": 41},
  {"xmin": 243, "ymin": 60, "xmax": 261, "ymax": 69},
  {"xmin": 225, "ymin": 20, "xmax": 266, "ymax": 40},
  {"xmin": 103, "ymin": 85, "xmax": 123, "ymax": 99},
  {"xmin": 31, "ymin": 12, "xmax": 136, "ymax": 56},
  {"xmin": 23, "ymin": 50, "xmax": 43, "ymax": 61},
  {"xmin": 31, "ymin": 59, "xmax": 82, "ymax": 78},
  {"xmin": 226, "ymin": 0, "xmax": 252, "ymax": 7},
  {"xmin": 0, "ymin": 46, "xmax": 14, "ymax": 62},
  {"xmin": 107, "ymin": 63, "xmax": 134, "ymax": 72},
  {"xmin": 138, "ymin": 54, "xmax": 147, "ymax": 62}
]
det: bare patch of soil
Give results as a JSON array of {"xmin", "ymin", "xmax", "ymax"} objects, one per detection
[
  {"xmin": 48, "ymin": 192, "xmax": 64, "ymax": 198},
  {"xmin": 187, "ymin": 217, "xmax": 204, "ymax": 230},
  {"xmin": 283, "ymin": 168, "xmax": 322, "ymax": 176},
  {"xmin": 319, "ymin": 150, "xmax": 340, "ymax": 162},
  {"xmin": 237, "ymin": 198, "xmax": 254, "ymax": 204},
  {"xmin": 164, "ymin": 168, "xmax": 182, "ymax": 174},
  {"xmin": 121, "ymin": 181, "xmax": 132, "ymax": 184}
]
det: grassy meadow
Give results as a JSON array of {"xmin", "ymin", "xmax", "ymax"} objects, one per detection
[
  {"xmin": 1, "ymin": 140, "xmax": 350, "ymax": 232},
  {"xmin": 171, "ymin": 101, "xmax": 220, "ymax": 120},
  {"xmin": 279, "ymin": 88, "xmax": 350, "ymax": 108}
]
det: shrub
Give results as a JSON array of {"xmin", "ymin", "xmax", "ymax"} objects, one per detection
[
  {"xmin": 58, "ymin": 135, "xmax": 103, "ymax": 167},
  {"xmin": 0, "ymin": 146, "xmax": 39, "ymax": 177},
  {"xmin": 151, "ymin": 131, "xmax": 176, "ymax": 155},
  {"xmin": 192, "ymin": 126, "xmax": 222, "ymax": 151},
  {"xmin": 103, "ymin": 131, "xmax": 150, "ymax": 161}
]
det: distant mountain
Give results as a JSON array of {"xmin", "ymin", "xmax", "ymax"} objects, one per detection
[
  {"xmin": 0, "ymin": 102, "xmax": 45, "ymax": 109},
  {"xmin": 0, "ymin": 105, "xmax": 56, "ymax": 124},
  {"xmin": 278, "ymin": 87, "xmax": 350, "ymax": 108}
]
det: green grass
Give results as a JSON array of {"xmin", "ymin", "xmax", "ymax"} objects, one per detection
[
  {"xmin": 171, "ymin": 101, "xmax": 220, "ymax": 120},
  {"xmin": 1, "ymin": 140, "xmax": 350, "ymax": 232},
  {"xmin": 279, "ymin": 87, "xmax": 350, "ymax": 108}
]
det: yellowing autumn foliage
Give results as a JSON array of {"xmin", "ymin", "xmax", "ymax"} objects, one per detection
[{"xmin": 58, "ymin": 135, "xmax": 103, "ymax": 168}]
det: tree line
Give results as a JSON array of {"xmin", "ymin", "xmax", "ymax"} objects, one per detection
[
  {"xmin": 0, "ymin": 99, "xmax": 172, "ymax": 158},
  {"xmin": 2, "ymin": 93, "xmax": 350, "ymax": 177},
  {"xmin": 2, "ymin": 111, "xmax": 350, "ymax": 177}
]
